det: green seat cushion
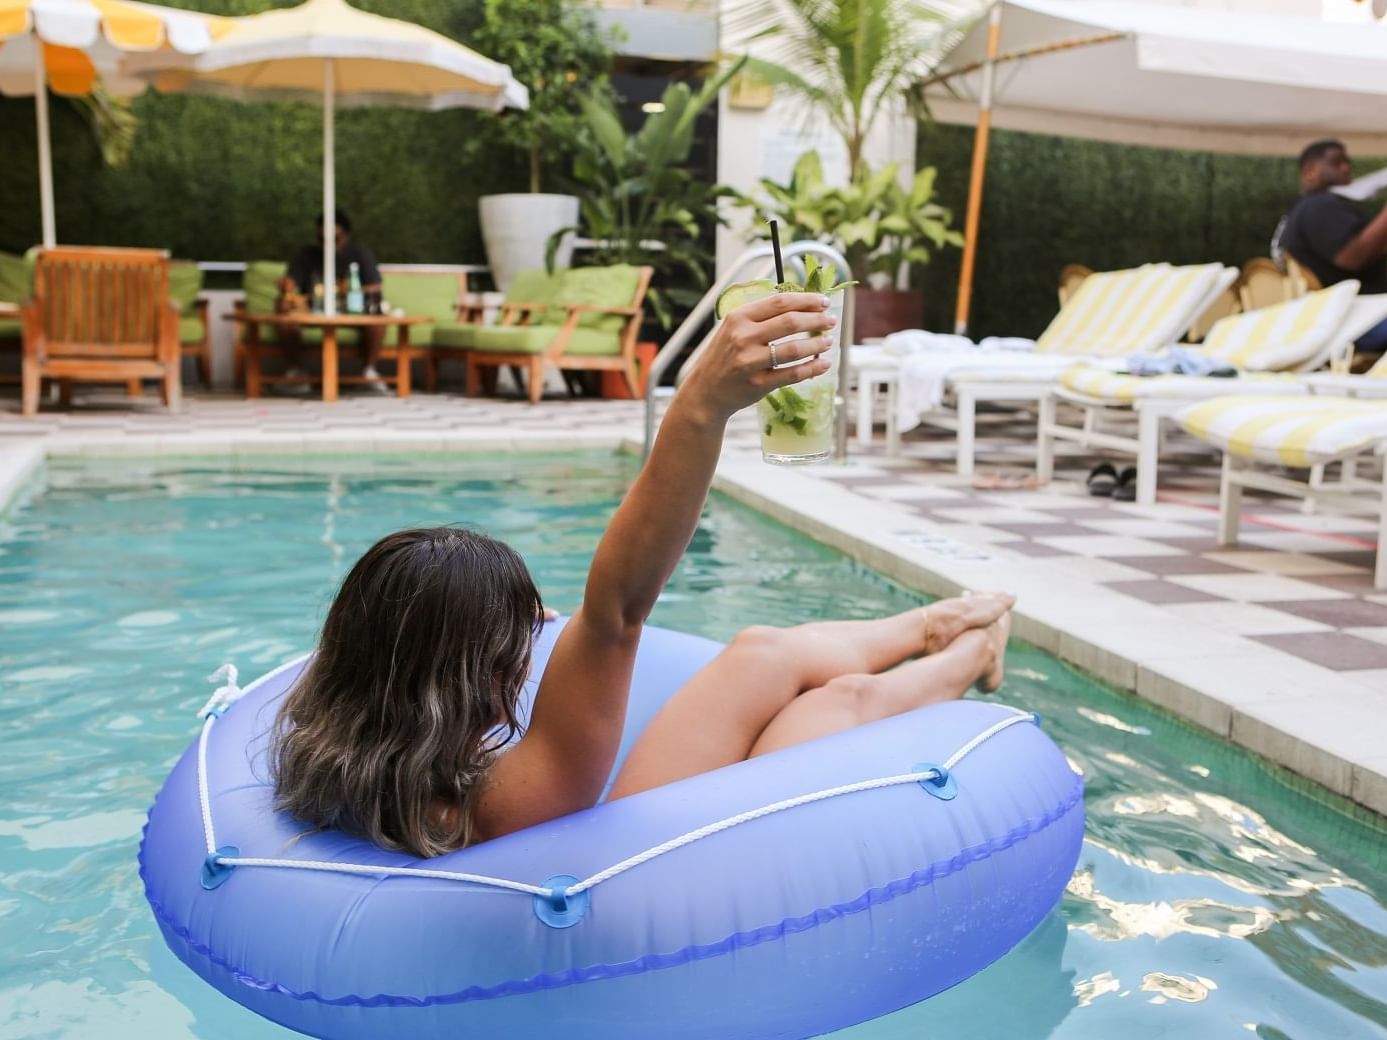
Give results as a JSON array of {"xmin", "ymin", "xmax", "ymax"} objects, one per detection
[
  {"xmin": 0, "ymin": 317, "xmax": 20, "ymax": 341},
  {"xmin": 429, "ymin": 320, "xmax": 481, "ymax": 350},
  {"xmin": 504, "ymin": 268, "xmax": 559, "ymax": 307},
  {"xmin": 0, "ymin": 251, "xmax": 34, "ymax": 305},
  {"xmin": 179, "ymin": 315, "xmax": 206, "ymax": 345},
  {"xmin": 380, "ymin": 271, "xmax": 460, "ymax": 346},
  {"xmin": 465, "ymin": 324, "xmax": 620, "ymax": 356},
  {"xmin": 168, "ymin": 260, "xmax": 203, "ymax": 314},
  {"xmin": 545, "ymin": 265, "xmax": 641, "ymax": 331}
]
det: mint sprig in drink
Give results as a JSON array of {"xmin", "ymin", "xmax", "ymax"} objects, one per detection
[{"xmin": 715, "ymin": 254, "xmax": 853, "ymax": 465}]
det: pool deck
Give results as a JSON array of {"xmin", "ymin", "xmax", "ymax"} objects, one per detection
[{"xmin": 1, "ymin": 386, "xmax": 1384, "ymax": 821}]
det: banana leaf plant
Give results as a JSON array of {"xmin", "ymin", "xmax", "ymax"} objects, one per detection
[
  {"xmin": 733, "ymin": 149, "xmax": 962, "ymax": 284},
  {"xmin": 548, "ymin": 59, "xmax": 744, "ymax": 328}
]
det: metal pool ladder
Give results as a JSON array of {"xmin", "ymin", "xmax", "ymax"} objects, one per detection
[{"xmin": 642, "ymin": 241, "xmax": 856, "ymax": 461}]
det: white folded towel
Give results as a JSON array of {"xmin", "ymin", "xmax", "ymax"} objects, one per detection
[{"xmin": 881, "ymin": 330, "xmax": 977, "ymax": 355}]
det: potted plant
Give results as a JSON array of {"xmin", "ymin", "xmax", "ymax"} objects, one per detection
[
  {"xmin": 735, "ymin": 150, "xmax": 961, "ymax": 338},
  {"xmin": 549, "ymin": 61, "xmax": 743, "ymax": 331},
  {"xmin": 472, "ymin": 0, "xmax": 617, "ymax": 290},
  {"xmin": 727, "ymin": 0, "xmax": 957, "ymax": 334}
]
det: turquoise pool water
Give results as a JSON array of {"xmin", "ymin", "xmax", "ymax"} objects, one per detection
[{"xmin": 2, "ymin": 454, "xmax": 1385, "ymax": 1040}]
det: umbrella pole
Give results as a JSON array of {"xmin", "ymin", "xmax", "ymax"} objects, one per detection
[
  {"xmin": 34, "ymin": 43, "xmax": 56, "ymax": 248},
  {"xmin": 953, "ymin": 1, "xmax": 1003, "ymax": 336},
  {"xmin": 323, "ymin": 58, "xmax": 336, "ymax": 316}
]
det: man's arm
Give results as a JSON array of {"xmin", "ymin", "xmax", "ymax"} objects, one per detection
[{"xmin": 1335, "ymin": 205, "xmax": 1387, "ymax": 272}]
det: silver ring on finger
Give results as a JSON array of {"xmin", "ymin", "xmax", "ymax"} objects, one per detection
[{"xmin": 768, "ymin": 341, "xmax": 779, "ymax": 369}]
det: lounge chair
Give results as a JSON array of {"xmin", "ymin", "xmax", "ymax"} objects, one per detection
[
  {"xmin": 1036, "ymin": 282, "xmax": 1387, "ymax": 504},
  {"xmin": 426, "ymin": 268, "xmax": 557, "ymax": 393},
  {"xmin": 170, "ymin": 260, "xmax": 211, "ymax": 388},
  {"xmin": 1057, "ymin": 264, "xmax": 1091, "ymax": 307},
  {"xmin": 447, "ymin": 265, "xmax": 653, "ymax": 405},
  {"xmin": 892, "ymin": 262, "xmax": 1236, "ymax": 476},
  {"xmin": 1176, "ymin": 390, "xmax": 1387, "ymax": 588},
  {"xmin": 20, "ymin": 246, "xmax": 180, "ymax": 416},
  {"xmin": 1238, "ymin": 257, "xmax": 1293, "ymax": 312}
]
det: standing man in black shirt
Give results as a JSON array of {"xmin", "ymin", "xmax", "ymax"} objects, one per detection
[
  {"xmin": 1277, "ymin": 139, "xmax": 1387, "ymax": 357},
  {"xmin": 279, "ymin": 209, "xmax": 388, "ymax": 391}
]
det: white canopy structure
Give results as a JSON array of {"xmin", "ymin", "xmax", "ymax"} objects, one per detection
[{"xmin": 922, "ymin": 0, "xmax": 1387, "ymax": 330}]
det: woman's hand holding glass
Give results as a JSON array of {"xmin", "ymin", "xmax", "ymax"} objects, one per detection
[{"xmin": 677, "ymin": 292, "xmax": 836, "ymax": 423}]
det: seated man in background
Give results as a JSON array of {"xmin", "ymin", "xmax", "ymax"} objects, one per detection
[
  {"xmin": 1277, "ymin": 138, "xmax": 1387, "ymax": 359},
  {"xmin": 279, "ymin": 209, "xmax": 387, "ymax": 391}
]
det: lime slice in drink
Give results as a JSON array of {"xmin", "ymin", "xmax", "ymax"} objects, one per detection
[{"xmin": 715, "ymin": 279, "xmax": 776, "ymax": 319}]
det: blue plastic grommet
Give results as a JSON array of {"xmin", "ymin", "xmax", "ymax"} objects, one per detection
[
  {"xmin": 200, "ymin": 845, "xmax": 240, "ymax": 890},
  {"xmin": 1029, "ymin": 711, "xmax": 1043, "ymax": 727},
  {"xmin": 533, "ymin": 874, "xmax": 589, "ymax": 928},
  {"xmin": 913, "ymin": 762, "xmax": 958, "ymax": 801}
]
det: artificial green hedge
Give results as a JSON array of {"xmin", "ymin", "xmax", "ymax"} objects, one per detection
[
  {"xmin": 915, "ymin": 122, "xmax": 1386, "ymax": 339},
  {"xmin": 0, "ymin": 0, "xmax": 526, "ymax": 272}
]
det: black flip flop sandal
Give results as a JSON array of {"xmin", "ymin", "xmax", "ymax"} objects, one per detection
[
  {"xmin": 1112, "ymin": 466, "xmax": 1139, "ymax": 501},
  {"xmin": 1086, "ymin": 462, "xmax": 1118, "ymax": 497}
]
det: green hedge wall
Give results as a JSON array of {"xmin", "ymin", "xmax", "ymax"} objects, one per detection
[
  {"xmin": 0, "ymin": 0, "xmax": 528, "ymax": 269},
  {"xmin": 914, "ymin": 122, "xmax": 1383, "ymax": 339}
]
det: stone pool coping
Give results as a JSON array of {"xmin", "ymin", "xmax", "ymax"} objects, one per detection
[{"xmin": 2, "ymin": 430, "xmax": 1383, "ymax": 822}]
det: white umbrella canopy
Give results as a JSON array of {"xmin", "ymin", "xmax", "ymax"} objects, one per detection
[
  {"xmin": 922, "ymin": 0, "xmax": 1387, "ymax": 331},
  {"xmin": 925, "ymin": 0, "xmax": 1387, "ymax": 156},
  {"xmin": 126, "ymin": 0, "xmax": 529, "ymax": 312},
  {"xmin": 0, "ymin": 0, "xmax": 230, "ymax": 247}
]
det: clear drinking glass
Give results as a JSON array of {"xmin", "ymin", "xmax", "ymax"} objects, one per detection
[{"xmin": 755, "ymin": 290, "xmax": 842, "ymax": 465}]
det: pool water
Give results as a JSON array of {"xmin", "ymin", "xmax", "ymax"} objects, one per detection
[{"xmin": 2, "ymin": 454, "xmax": 1385, "ymax": 1040}]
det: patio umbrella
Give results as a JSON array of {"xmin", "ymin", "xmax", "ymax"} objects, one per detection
[
  {"xmin": 127, "ymin": 0, "xmax": 528, "ymax": 315},
  {"xmin": 0, "ymin": 0, "xmax": 231, "ymax": 247},
  {"xmin": 921, "ymin": 0, "xmax": 1387, "ymax": 332}
]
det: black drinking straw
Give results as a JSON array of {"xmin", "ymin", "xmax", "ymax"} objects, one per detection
[{"xmin": 769, "ymin": 219, "xmax": 786, "ymax": 284}]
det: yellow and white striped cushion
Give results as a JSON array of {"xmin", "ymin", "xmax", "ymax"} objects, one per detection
[
  {"xmin": 1036, "ymin": 263, "xmax": 1224, "ymax": 357},
  {"xmin": 1178, "ymin": 395, "xmax": 1387, "ymax": 467},
  {"xmin": 1060, "ymin": 365, "xmax": 1299, "ymax": 403},
  {"xmin": 1199, "ymin": 280, "xmax": 1358, "ymax": 372}
]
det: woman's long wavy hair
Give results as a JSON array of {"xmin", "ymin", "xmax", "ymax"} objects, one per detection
[{"xmin": 271, "ymin": 527, "xmax": 542, "ymax": 857}]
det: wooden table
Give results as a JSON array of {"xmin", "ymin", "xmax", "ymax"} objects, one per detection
[{"xmin": 231, "ymin": 311, "xmax": 431, "ymax": 402}]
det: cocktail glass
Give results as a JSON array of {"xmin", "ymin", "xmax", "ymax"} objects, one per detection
[{"xmin": 754, "ymin": 290, "xmax": 841, "ymax": 465}]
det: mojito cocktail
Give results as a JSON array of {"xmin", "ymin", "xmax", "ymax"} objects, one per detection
[{"xmin": 716, "ymin": 273, "xmax": 845, "ymax": 466}]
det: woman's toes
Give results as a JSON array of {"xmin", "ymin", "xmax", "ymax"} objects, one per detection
[{"xmin": 976, "ymin": 613, "xmax": 1012, "ymax": 694}]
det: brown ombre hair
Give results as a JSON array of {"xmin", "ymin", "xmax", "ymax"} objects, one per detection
[{"xmin": 271, "ymin": 527, "xmax": 542, "ymax": 857}]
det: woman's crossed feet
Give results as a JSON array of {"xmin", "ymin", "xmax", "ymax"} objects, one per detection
[
  {"xmin": 976, "ymin": 612, "xmax": 1012, "ymax": 694},
  {"xmin": 920, "ymin": 591, "xmax": 1015, "ymax": 656}
]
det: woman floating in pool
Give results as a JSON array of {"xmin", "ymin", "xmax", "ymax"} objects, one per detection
[{"xmin": 271, "ymin": 292, "xmax": 1015, "ymax": 857}]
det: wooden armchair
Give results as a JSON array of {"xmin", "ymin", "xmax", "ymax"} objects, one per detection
[
  {"xmin": 464, "ymin": 265, "xmax": 655, "ymax": 404},
  {"xmin": 21, "ymin": 247, "xmax": 180, "ymax": 417}
]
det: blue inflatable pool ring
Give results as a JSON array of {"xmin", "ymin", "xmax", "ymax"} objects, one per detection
[{"xmin": 141, "ymin": 620, "xmax": 1085, "ymax": 1040}]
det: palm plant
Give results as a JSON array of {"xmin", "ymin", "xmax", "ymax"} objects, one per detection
[
  {"xmin": 550, "ymin": 61, "xmax": 742, "ymax": 328},
  {"xmin": 726, "ymin": 0, "xmax": 952, "ymax": 176}
]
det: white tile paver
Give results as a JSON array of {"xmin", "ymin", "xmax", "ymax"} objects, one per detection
[{"xmin": 1166, "ymin": 572, "xmax": 1352, "ymax": 602}]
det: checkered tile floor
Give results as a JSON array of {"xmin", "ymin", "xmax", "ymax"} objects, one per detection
[
  {"xmin": 818, "ymin": 406, "xmax": 1387, "ymax": 682},
  {"xmin": 2, "ymin": 387, "xmax": 1383, "ymax": 680}
]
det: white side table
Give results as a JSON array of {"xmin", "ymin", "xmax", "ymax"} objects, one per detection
[{"xmin": 848, "ymin": 345, "xmax": 901, "ymax": 455}]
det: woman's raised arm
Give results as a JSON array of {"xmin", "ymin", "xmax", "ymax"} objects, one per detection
[{"xmin": 476, "ymin": 292, "xmax": 837, "ymax": 837}]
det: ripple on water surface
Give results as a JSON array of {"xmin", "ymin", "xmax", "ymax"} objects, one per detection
[{"xmin": 1, "ymin": 454, "xmax": 1385, "ymax": 1040}]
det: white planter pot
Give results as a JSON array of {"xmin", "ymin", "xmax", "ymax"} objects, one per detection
[{"xmin": 479, "ymin": 193, "xmax": 579, "ymax": 291}]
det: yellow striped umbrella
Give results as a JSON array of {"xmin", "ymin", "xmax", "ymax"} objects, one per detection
[
  {"xmin": 124, "ymin": 0, "xmax": 528, "ymax": 314},
  {"xmin": 0, "ymin": 0, "xmax": 232, "ymax": 246}
]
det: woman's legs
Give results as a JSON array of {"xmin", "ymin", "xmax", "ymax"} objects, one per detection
[
  {"xmin": 606, "ymin": 594, "xmax": 1011, "ymax": 800},
  {"xmin": 749, "ymin": 616, "xmax": 1008, "ymax": 759}
]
